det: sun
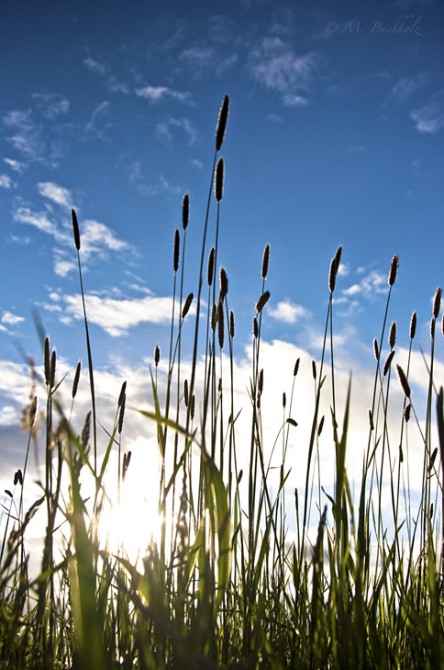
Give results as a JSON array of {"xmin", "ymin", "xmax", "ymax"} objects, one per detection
[{"xmin": 97, "ymin": 443, "xmax": 163, "ymax": 562}]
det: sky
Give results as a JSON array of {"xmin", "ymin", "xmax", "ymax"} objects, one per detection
[{"xmin": 0, "ymin": 0, "xmax": 443, "ymax": 554}]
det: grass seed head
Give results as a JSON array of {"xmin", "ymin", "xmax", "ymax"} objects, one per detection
[
  {"xmin": 388, "ymin": 321, "xmax": 397, "ymax": 349},
  {"xmin": 44, "ymin": 336, "xmax": 51, "ymax": 386},
  {"xmin": 432, "ymin": 287, "xmax": 442, "ymax": 319},
  {"xmin": 229, "ymin": 309, "xmax": 235, "ymax": 339},
  {"xmin": 207, "ymin": 247, "xmax": 215, "ymax": 286},
  {"xmin": 173, "ymin": 229, "xmax": 180, "ymax": 273},
  {"xmin": 50, "ymin": 349, "xmax": 56, "ymax": 389},
  {"xmin": 215, "ymin": 157, "xmax": 224, "ymax": 202},
  {"xmin": 373, "ymin": 338, "xmax": 380, "ymax": 361},
  {"xmin": 312, "ymin": 360, "xmax": 317, "ymax": 380},
  {"xmin": 118, "ymin": 395, "xmax": 126, "ymax": 434},
  {"xmin": 294, "ymin": 358, "xmax": 300, "ymax": 376},
  {"xmin": 409, "ymin": 312, "xmax": 417, "ymax": 340},
  {"xmin": 184, "ymin": 379, "xmax": 189, "ymax": 407},
  {"xmin": 215, "ymin": 94, "xmax": 230, "ymax": 152},
  {"xmin": 72, "ymin": 361, "xmax": 81, "ymax": 399},
  {"xmin": 71, "ymin": 208, "xmax": 81, "ymax": 251},
  {"xmin": 328, "ymin": 246, "xmax": 342, "ymax": 293},
  {"xmin": 218, "ymin": 300, "xmax": 224, "ymax": 349},
  {"xmin": 388, "ymin": 254, "xmax": 399, "ymax": 287},
  {"xmin": 182, "ymin": 292, "xmax": 194, "ymax": 319},
  {"xmin": 261, "ymin": 244, "xmax": 270, "ymax": 280},
  {"xmin": 383, "ymin": 350, "xmax": 395, "ymax": 376},
  {"xmin": 253, "ymin": 316, "xmax": 258, "ymax": 339},
  {"xmin": 219, "ymin": 266, "xmax": 228, "ymax": 300},
  {"xmin": 182, "ymin": 193, "xmax": 190, "ymax": 231},
  {"xmin": 256, "ymin": 290, "xmax": 270, "ymax": 313},
  {"xmin": 396, "ymin": 364, "xmax": 411, "ymax": 398},
  {"xmin": 118, "ymin": 381, "xmax": 127, "ymax": 408},
  {"xmin": 154, "ymin": 345, "xmax": 160, "ymax": 367}
]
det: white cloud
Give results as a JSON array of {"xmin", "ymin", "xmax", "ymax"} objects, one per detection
[
  {"xmin": 60, "ymin": 293, "xmax": 178, "ymax": 336},
  {"xmin": 391, "ymin": 74, "xmax": 428, "ymax": 104},
  {"xmin": 156, "ymin": 117, "xmax": 199, "ymax": 145},
  {"xmin": 410, "ymin": 99, "xmax": 444, "ymax": 134},
  {"xmin": 14, "ymin": 207, "xmax": 65, "ymax": 240},
  {"xmin": 38, "ymin": 181, "xmax": 74, "ymax": 208},
  {"xmin": 14, "ymin": 206, "xmax": 130, "ymax": 275},
  {"xmin": 4, "ymin": 158, "xmax": 25, "ymax": 173},
  {"xmin": 269, "ymin": 300, "xmax": 309, "ymax": 324},
  {"xmin": 32, "ymin": 92, "xmax": 70, "ymax": 119},
  {"xmin": 85, "ymin": 101, "xmax": 112, "ymax": 139},
  {"xmin": 0, "ymin": 174, "xmax": 13, "ymax": 189},
  {"xmin": 342, "ymin": 270, "xmax": 388, "ymax": 299},
  {"xmin": 248, "ymin": 37, "xmax": 320, "ymax": 105},
  {"xmin": 83, "ymin": 56, "xmax": 107, "ymax": 76},
  {"xmin": 135, "ymin": 86, "xmax": 191, "ymax": 104},
  {"xmin": 1, "ymin": 311, "xmax": 24, "ymax": 326},
  {"xmin": 2, "ymin": 109, "xmax": 44, "ymax": 162},
  {"xmin": 2, "ymin": 109, "xmax": 63, "ymax": 166}
]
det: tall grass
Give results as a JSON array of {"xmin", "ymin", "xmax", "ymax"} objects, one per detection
[{"xmin": 1, "ymin": 96, "xmax": 443, "ymax": 669}]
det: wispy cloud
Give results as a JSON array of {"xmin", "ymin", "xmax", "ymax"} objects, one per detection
[
  {"xmin": 410, "ymin": 94, "xmax": 444, "ymax": 133},
  {"xmin": 135, "ymin": 86, "xmax": 191, "ymax": 104},
  {"xmin": 342, "ymin": 269, "xmax": 388, "ymax": 299},
  {"xmin": 391, "ymin": 74, "xmax": 428, "ymax": 104},
  {"xmin": 83, "ymin": 56, "xmax": 129, "ymax": 94},
  {"xmin": 85, "ymin": 101, "xmax": 112, "ymax": 139},
  {"xmin": 4, "ymin": 158, "xmax": 25, "ymax": 173},
  {"xmin": 13, "ymin": 204, "xmax": 130, "ymax": 275},
  {"xmin": 269, "ymin": 300, "xmax": 309, "ymax": 324},
  {"xmin": 0, "ymin": 174, "xmax": 13, "ymax": 189},
  {"xmin": 248, "ymin": 37, "xmax": 320, "ymax": 106},
  {"xmin": 32, "ymin": 92, "xmax": 70, "ymax": 119},
  {"xmin": 2, "ymin": 109, "xmax": 64, "ymax": 166},
  {"xmin": 37, "ymin": 181, "xmax": 74, "ymax": 209},
  {"xmin": 128, "ymin": 161, "xmax": 182, "ymax": 197},
  {"xmin": 156, "ymin": 117, "xmax": 199, "ymax": 145}
]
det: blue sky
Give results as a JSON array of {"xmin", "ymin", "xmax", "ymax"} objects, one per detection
[{"xmin": 1, "ymin": 0, "xmax": 443, "ymax": 547}]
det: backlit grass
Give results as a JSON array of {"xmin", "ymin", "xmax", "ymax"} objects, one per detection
[{"xmin": 1, "ymin": 96, "xmax": 443, "ymax": 669}]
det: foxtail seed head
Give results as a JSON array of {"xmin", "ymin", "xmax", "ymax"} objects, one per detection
[
  {"xmin": 409, "ymin": 312, "xmax": 417, "ymax": 340},
  {"xmin": 388, "ymin": 321, "xmax": 397, "ymax": 349},
  {"xmin": 182, "ymin": 292, "xmax": 194, "ymax": 319},
  {"xmin": 388, "ymin": 254, "xmax": 399, "ymax": 287},
  {"xmin": 229, "ymin": 310, "xmax": 235, "ymax": 339},
  {"xmin": 261, "ymin": 244, "xmax": 270, "ymax": 280},
  {"xmin": 383, "ymin": 350, "xmax": 395, "ymax": 377},
  {"xmin": 294, "ymin": 358, "xmax": 300, "ymax": 376},
  {"xmin": 256, "ymin": 290, "xmax": 270, "ymax": 313},
  {"xmin": 207, "ymin": 247, "xmax": 215, "ymax": 287},
  {"xmin": 253, "ymin": 317, "xmax": 258, "ymax": 339},
  {"xmin": 218, "ymin": 300, "xmax": 224, "ymax": 349},
  {"xmin": 215, "ymin": 94, "xmax": 230, "ymax": 152},
  {"xmin": 173, "ymin": 229, "xmax": 180, "ymax": 273},
  {"xmin": 328, "ymin": 245, "xmax": 342, "ymax": 293},
  {"xmin": 215, "ymin": 157, "xmax": 224, "ymax": 202},
  {"xmin": 219, "ymin": 267, "xmax": 228, "ymax": 300},
  {"xmin": 72, "ymin": 209, "xmax": 81, "ymax": 251},
  {"xmin": 373, "ymin": 338, "xmax": 380, "ymax": 361},
  {"xmin": 44, "ymin": 337, "xmax": 51, "ymax": 386},
  {"xmin": 396, "ymin": 364, "xmax": 411, "ymax": 398},
  {"xmin": 118, "ymin": 381, "xmax": 127, "ymax": 408},
  {"xmin": 432, "ymin": 287, "xmax": 442, "ymax": 319},
  {"xmin": 154, "ymin": 345, "xmax": 160, "ymax": 367},
  {"xmin": 182, "ymin": 193, "xmax": 189, "ymax": 231},
  {"xmin": 72, "ymin": 361, "xmax": 81, "ymax": 399}
]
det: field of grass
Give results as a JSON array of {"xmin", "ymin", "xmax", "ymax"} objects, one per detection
[{"xmin": 1, "ymin": 96, "xmax": 443, "ymax": 669}]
